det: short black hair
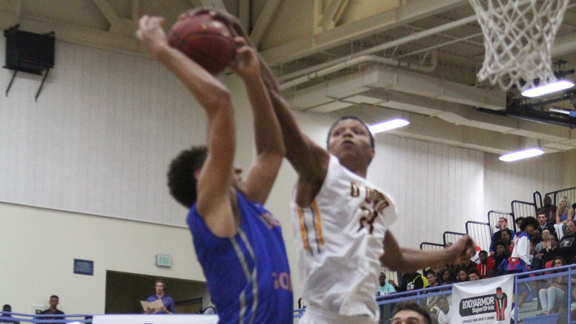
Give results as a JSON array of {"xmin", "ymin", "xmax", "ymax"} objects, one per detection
[
  {"xmin": 326, "ymin": 115, "xmax": 375, "ymax": 149},
  {"xmin": 392, "ymin": 302, "xmax": 432, "ymax": 324},
  {"xmin": 495, "ymin": 240, "xmax": 508, "ymax": 250},
  {"xmin": 515, "ymin": 216, "xmax": 524, "ymax": 223},
  {"xmin": 167, "ymin": 146, "xmax": 208, "ymax": 208},
  {"xmin": 479, "ymin": 250, "xmax": 488, "ymax": 257},
  {"xmin": 468, "ymin": 268, "xmax": 480, "ymax": 276},
  {"xmin": 519, "ymin": 216, "xmax": 539, "ymax": 232},
  {"xmin": 50, "ymin": 295, "xmax": 58, "ymax": 300}
]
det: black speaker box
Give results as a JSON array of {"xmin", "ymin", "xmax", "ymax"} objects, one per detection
[{"xmin": 4, "ymin": 26, "xmax": 55, "ymax": 75}]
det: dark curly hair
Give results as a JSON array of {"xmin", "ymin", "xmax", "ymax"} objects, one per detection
[
  {"xmin": 519, "ymin": 216, "xmax": 539, "ymax": 232},
  {"xmin": 326, "ymin": 115, "xmax": 375, "ymax": 149},
  {"xmin": 167, "ymin": 146, "xmax": 208, "ymax": 208}
]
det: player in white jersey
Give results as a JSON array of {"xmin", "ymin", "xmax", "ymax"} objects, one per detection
[
  {"xmin": 266, "ymin": 98, "xmax": 475, "ymax": 323},
  {"xmin": 211, "ymin": 15, "xmax": 475, "ymax": 323}
]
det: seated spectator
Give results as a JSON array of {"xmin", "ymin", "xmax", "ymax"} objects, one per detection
[
  {"xmin": 1, "ymin": 305, "xmax": 19, "ymax": 324},
  {"xmin": 538, "ymin": 256, "xmax": 569, "ymax": 315},
  {"xmin": 558, "ymin": 220, "xmax": 576, "ymax": 264},
  {"xmin": 377, "ymin": 271, "xmax": 396, "ymax": 296},
  {"xmin": 515, "ymin": 217, "xmax": 524, "ymax": 232},
  {"xmin": 468, "ymin": 269, "xmax": 480, "ymax": 281},
  {"xmin": 500, "ymin": 230, "xmax": 514, "ymax": 252},
  {"xmin": 490, "ymin": 241, "xmax": 511, "ymax": 277},
  {"xmin": 542, "ymin": 234, "xmax": 560, "ymax": 264},
  {"xmin": 539, "ymin": 196, "xmax": 558, "ymax": 226},
  {"xmin": 477, "ymin": 250, "xmax": 495, "ymax": 279},
  {"xmin": 440, "ymin": 269, "xmax": 456, "ymax": 285},
  {"xmin": 391, "ymin": 302, "xmax": 432, "ymax": 324},
  {"xmin": 555, "ymin": 196, "xmax": 574, "ymax": 239},
  {"xmin": 535, "ymin": 228, "xmax": 552, "ymax": 255},
  {"xmin": 459, "ymin": 258, "xmax": 477, "ymax": 274},
  {"xmin": 424, "ymin": 271, "xmax": 441, "ymax": 308},
  {"xmin": 489, "ymin": 218, "xmax": 516, "ymax": 256},
  {"xmin": 457, "ymin": 269, "xmax": 469, "ymax": 282},
  {"xmin": 537, "ymin": 213, "xmax": 555, "ymax": 244}
]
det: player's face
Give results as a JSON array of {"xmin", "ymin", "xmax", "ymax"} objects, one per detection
[
  {"xmin": 328, "ymin": 119, "xmax": 374, "ymax": 165},
  {"xmin": 391, "ymin": 310, "xmax": 429, "ymax": 324}
]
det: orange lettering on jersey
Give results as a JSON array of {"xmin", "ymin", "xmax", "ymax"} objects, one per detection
[
  {"xmin": 311, "ymin": 201, "xmax": 325, "ymax": 249},
  {"xmin": 297, "ymin": 207, "xmax": 311, "ymax": 252},
  {"xmin": 351, "ymin": 182, "xmax": 390, "ymax": 235}
]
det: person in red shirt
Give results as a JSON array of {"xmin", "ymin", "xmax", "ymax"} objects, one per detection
[{"xmin": 476, "ymin": 250, "xmax": 495, "ymax": 279}]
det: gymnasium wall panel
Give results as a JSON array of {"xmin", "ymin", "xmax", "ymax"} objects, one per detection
[
  {"xmin": 368, "ymin": 134, "xmax": 485, "ymax": 249},
  {"xmin": 0, "ymin": 39, "xmax": 205, "ymax": 226},
  {"xmin": 484, "ymin": 152, "xmax": 565, "ymax": 214}
]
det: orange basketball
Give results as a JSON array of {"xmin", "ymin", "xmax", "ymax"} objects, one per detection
[{"xmin": 168, "ymin": 12, "xmax": 236, "ymax": 75}]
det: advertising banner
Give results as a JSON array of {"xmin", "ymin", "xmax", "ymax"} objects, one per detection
[
  {"xmin": 450, "ymin": 274, "xmax": 514, "ymax": 323},
  {"xmin": 93, "ymin": 314, "xmax": 218, "ymax": 324}
]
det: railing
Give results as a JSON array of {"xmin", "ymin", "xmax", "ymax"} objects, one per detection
[
  {"xmin": 546, "ymin": 186, "xmax": 576, "ymax": 207},
  {"xmin": 533, "ymin": 190, "xmax": 543, "ymax": 209},
  {"xmin": 488, "ymin": 210, "xmax": 515, "ymax": 233},
  {"xmin": 420, "ymin": 242, "xmax": 444, "ymax": 250},
  {"xmin": 511, "ymin": 200, "xmax": 538, "ymax": 220},
  {"xmin": 443, "ymin": 231, "xmax": 466, "ymax": 246},
  {"xmin": 466, "ymin": 221, "xmax": 491, "ymax": 252},
  {"xmin": 0, "ymin": 313, "xmax": 92, "ymax": 323}
]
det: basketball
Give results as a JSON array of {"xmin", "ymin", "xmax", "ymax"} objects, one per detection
[{"xmin": 168, "ymin": 11, "xmax": 236, "ymax": 75}]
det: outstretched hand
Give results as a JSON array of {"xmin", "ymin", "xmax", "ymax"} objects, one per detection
[
  {"xmin": 449, "ymin": 235, "xmax": 476, "ymax": 264},
  {"xmin": 136, "ymin": 15, "xmax": 168, "ymax": 59},
  {"xmin": 231, "ymin": 37, "xmax": 260, "ymax": 79}
]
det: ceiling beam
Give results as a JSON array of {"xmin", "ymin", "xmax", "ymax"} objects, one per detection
[
  {"xmin": 261, "ymin": 0, "xmax": 468, "ymax": 66},
  {"xmin": 250, "ymin": 0, "xmax": 283, "ymax": 47},
  {"xmin": 317, "ymin": 0, "xmax": 349, "ymax": 31},
  {"xmin": 91, "ymin": 0, "xmax": 133, "ymax": 36}
]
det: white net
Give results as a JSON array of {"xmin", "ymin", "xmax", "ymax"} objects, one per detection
[{"xmin": 468, "ymin": 0, "xmax": 569, "ymax": 91}]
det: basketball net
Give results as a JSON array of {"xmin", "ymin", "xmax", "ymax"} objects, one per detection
[{"xmin": 468, "ymin": 0, "xmax": 569, "ymax": 91}]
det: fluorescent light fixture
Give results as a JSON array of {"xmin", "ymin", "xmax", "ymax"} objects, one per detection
[
  {"xmin": 369, "ymin": 118, "xmax": 410, "ymax": 134},
  {"xmin": 499, "ymin": 147, "xmax": 544, "ymax": 162},
  {"xmin": 521, "ymin": 80, "xmax": 575, "ymax": 97}
]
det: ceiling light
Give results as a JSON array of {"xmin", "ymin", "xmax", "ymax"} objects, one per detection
[
  {"xmin": 369, "ymin": 118, "xmax": 410, "ymax": 134},
  {"xmin": 499, "ymin": 147, "xmax": 544, "ymax": 162},
  {"xmin": 521, "ymin": 80, "xmax": 575, "ymax": 97}
]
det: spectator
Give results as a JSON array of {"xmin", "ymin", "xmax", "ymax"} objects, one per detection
[
  {"xmin": 500, "ymin": 230, "xmax": 514, "ymax": 252},
  {"xmin": 436, "ymin": 297, "xmax": 452, "ymax": 324},
  {"xmin": 538, "ymin": 256, "xmax": 568, "ymax": 315},
  {"xmin": 537, "ymin": 213, "xmax": 555, "ymax": 244},
  {"xmin": 539, "ymin": 196, "xmax": 558, "ymax": 226},
  {"xmin": 468, "ymin": 269, "xmax": 480, "ymax": 281},
  {"xmin": 391, "ymin": 302, "xmax": 432, "ymax": 324},
  {"xmin": 1, "ymin": 305, "xmax": 19, "ymax": 324},
  {"xmin": 406, "ymin": 271, "xmax": 428, "ymax": 291},
  {"xmin": 558, "ymin": 220, "xmax": 576, "ymax": 264},
  {"xmin": 440, "ymin": 269, "xmax": 456, "ymax": 285},
  {"xmin": 542, "ymin": 233, "xmax": 560, "ymax": 265},
  {"xmin": 459, "ymin": 257, "xmax": 477, "ymax": 274},
  {"xmin": 145, "ymin": 280, "xmax": 175, "ymax": 314},
  {"xmin": 377, "ymin": 271, "xmax": 396, "ymax": 296},
  {"xmin": 457, "ymin": 269, "xmax": 469, "ymax": 282},
  {"xmin": 555, "ymin": 197, "xmax": 574, "ymax": 239},
  {"xmin": 477, "ymin": 250, "xmax": 495, "ymax": 279},
  {"xmin": 490, "ymin": 241, "xmax": 510, "ymax": 277},
  {"xmin": 489, "ymin": 218, "xmax": 516, "ymax": 255},
  {"xmin": 515, "ymin": 217, "xmax": 524, "ymax": 232},
  {"xmin": 40, "ymin": 295, "xmax": 64, "ymax": 324},
  {"xmin": 535, "ymin": 228, "xmax": 552, "ymax": 255}
]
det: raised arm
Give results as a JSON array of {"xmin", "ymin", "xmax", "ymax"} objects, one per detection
[
  {"xmin": 380, "ymin": 230, "xmax": 475, "ymax": 272},
  {"xmin": 137, "ymin": 16, "xmax": 236, "ymax": 237},
  {"xmin": 231, "ymin": 38, "xmax": 284, "ymax": 204}
]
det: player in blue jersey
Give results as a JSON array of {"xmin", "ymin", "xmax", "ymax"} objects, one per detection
[{"xmin": 137, "ymin": 11, "xmax": 292, "ymax": 324}]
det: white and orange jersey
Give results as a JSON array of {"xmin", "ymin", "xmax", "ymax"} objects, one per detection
[{"xmin": 291, "ymin": 154, "xmax": 397, "ymax": 321}]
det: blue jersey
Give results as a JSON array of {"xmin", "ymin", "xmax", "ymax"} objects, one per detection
[{"xmin": 188, "ymin": 191, "xmax": 293, "ymax": 324}]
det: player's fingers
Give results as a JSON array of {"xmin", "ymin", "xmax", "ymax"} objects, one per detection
[{"xmin": 233, "ymin": 37, "xmax": 247, "ymax": 48}]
